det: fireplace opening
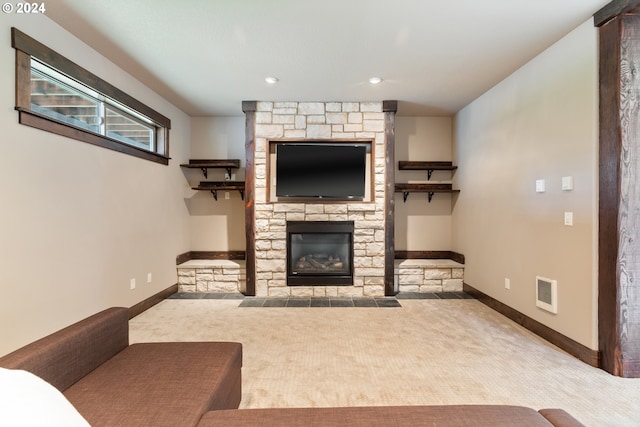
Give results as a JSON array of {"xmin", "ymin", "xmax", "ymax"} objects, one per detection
[{"xmin": 286, "ymin": 221, "xmax": 354, "ymax": 286}]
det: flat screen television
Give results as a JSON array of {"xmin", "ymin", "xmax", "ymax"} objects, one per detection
[{"xmin": 276, "ymin": 143, "xmax": 367, "ymax": 199}]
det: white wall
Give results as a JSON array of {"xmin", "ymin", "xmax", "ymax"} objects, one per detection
[
  {"xmin": 395, "ymin": 117, "xmax": 453, "ymax": 250},
  {"xmin": 186, "ymin": 117, "xmax": 246, "ymax": 251},
  {"xmin": 0, "ymin": 14, "xmax": 192, "ymax": 355},
  {"xmin": 453, "ymin": 20, "xmax": 598, "ymax": 349}
]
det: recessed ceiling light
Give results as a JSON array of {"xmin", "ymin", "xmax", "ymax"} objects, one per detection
[
  {"xmin": 368, "ymin": 77, "xmax": 383, "ymax": 85},
  {"xmin": 265, "ymin": 77, "xmax": 279, "ymax": 84}
]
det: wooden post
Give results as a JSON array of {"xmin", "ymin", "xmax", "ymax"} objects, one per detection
[
  {"xmin": 596, "ymin": 2, "xmax": 640, "ymax": 377},
  {"xmin": 383, "ymin": 100, "xmax": 398, "ymax": 296},
  {"xmin": 242, "ymin": 101, "xmax": 257, "ymax": 296}
]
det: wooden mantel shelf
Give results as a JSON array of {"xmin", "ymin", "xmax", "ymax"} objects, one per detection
[
  {"xmin": 398, "ymin": 161, "xmax": 457, "ymax": 180},
  {"xmin": 192, "ymin": 181, "xmax": 245, "ymax": 201},
  {"xmin": 395, "ymin": 183, "xmax": 460, "ymax": 203},
  {"xmin": 180, "ymin": 159, "xmax": 241, "ymax": 179}
]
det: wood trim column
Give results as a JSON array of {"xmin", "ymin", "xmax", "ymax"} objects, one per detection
[
  {"xmin": 383, "ymin": 100, "xmax": 397, "ymax": 296},
  {"xmin": 242, "ymin": 101, "xmax": 257, "ymax": 296},
  {"xmin": 596, "ymin": 1, "xmax": 640, "ymax": 377}
]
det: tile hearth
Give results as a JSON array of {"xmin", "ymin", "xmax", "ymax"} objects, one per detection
[{"xmin": 167, "ymin": 292, "xmax": 474, "ymax": 307}]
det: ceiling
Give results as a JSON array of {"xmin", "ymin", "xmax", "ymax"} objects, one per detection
[{"xmin": 47, "ymin": 0, "xmax": 610, "ymax": 117}]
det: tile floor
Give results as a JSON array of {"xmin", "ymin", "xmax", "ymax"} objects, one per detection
[{"xmin": 167, "ymin": 291, "xmax": 474, "ymax": 307}]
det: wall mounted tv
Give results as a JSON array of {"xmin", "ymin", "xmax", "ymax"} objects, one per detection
[{"xmin": 275, "ymin": 143, "xmax": 367, "ymax": 199}]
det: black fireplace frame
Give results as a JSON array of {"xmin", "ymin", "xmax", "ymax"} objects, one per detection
[{"xmin": 286, "ymin": 221, "xmax": 354, "ymax": 286}]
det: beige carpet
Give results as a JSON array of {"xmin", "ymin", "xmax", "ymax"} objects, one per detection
[{"xmin": 129, "ymin": 298, "xmax": 640, "ymax": 426}]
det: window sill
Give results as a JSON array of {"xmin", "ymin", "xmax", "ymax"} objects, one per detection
[{"xmin": 17, "ymin": 109, "xmax": 170, "ymax": 165}]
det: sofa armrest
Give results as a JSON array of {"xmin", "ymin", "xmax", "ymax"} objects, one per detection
[
  {"xmin": 0, "ymin": 307, "xmax": 129, "ymax": 392},
  {"xmin": 538, "ymin": 409, "xmax": 585, "ymax": 427}
]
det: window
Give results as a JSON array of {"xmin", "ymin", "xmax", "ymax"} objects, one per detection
[{"xmin": 12, "ymin": 27, "xmax": 171, "ymax": 164}]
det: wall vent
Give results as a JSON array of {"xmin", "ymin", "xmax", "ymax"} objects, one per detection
[{"xmin": 536, "ymin": 276, "xmax": 557, "ymax": 314}]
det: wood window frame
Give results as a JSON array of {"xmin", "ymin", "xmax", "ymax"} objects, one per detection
[{"xmin": 11, "ymin": 27, "xmax": 171, "ymax": 165}]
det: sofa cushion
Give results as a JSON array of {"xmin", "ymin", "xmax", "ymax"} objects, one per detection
[
  {"xmin": 64, "ymin": 341, "xmax": 242, "ymax": 427},
  {"xmin": 196, "ymin": 405, "xmax": 582, "ymax": 427},
  {"xmin": 539, "ymin": 408, "xmax": 586, "ymax": 426},
  {"xmin": 0, "ymin": 307, "xmax": 129, "ymax": 392},
  {"xmin": 0, "ymin": 368, "xmax": 90, "ymax": 427}
]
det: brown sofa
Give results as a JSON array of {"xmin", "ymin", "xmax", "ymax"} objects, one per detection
[
  {"xmin": 0, "ymin": 307, "xmax": 242, "ymax": 427},
  {"xmin": 0, "ymin": 307, "xmax": 584, "ymax": 427},
  {"xmin": 198, "ymin": 406, "xmax": 584, "ymax": 426}
]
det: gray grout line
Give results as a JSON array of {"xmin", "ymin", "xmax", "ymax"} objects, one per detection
[{"xmin": 168, "ymin": 292, "xmax": 474, "ymax": 307}]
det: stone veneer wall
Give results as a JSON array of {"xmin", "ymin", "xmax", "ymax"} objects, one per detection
[
  {"xmin": 252, "ymin": 101, "xmax": 387, "ymax": 297},
  {"xmin": 178, "ymin": 260, "xmax": 246, "ymax": 293}
]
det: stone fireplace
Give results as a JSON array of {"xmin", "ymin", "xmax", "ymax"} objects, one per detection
[{"xmin": 243, "ymin": 101, "xmax": 396, "ymax": 297}]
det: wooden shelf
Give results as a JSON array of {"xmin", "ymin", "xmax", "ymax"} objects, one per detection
[
  {"xmin": 180, "ymin": 159, "xmax": 240, "ymax": 179},
  {"xmin": 398, "ymin": 161, "xmax": 457, "ymax": 180},
  {"xmin": 395, "ymin": 183, "xmax": 460, "ymax": 203},
  {"xmin": 192, "ymin": 181, "xmax": 245, "ymax": 201}
]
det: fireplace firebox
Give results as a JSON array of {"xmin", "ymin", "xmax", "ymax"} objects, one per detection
[{"xmin": 286, "ymin": 221, "xmax": 354, "ymax": 286}]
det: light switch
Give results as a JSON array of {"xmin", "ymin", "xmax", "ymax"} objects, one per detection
[
  {"xmin": 564, "ymin": 212, "xmax": 573, "ymax": 226},
  {"xmin": 562, "ymin": 176, "xmax": 574, "ymax": 191},
  {"xmin": 536, "ymin": 179, "xmax": 545, "ymax": 193}
]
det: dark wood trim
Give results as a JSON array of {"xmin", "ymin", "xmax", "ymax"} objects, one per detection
[
  {"xmin": 181, "ymin": 159, "xmax": 240, "ymax": 168},
  {"xmin": 11, "ymin": 27, "xmax": 170, "ymax": 127},
  {"xmin": 382, "ymin": 100, "xmax": 398, "ymax": 113},
  {"xmin": 464, "ymin": 283, "xmax": 600, "ymax": 368},
  {"xmin": 192, "ymin": 181, "xmax": 245, "ymax": 191},
  {"xmin": 398, "ymin": 161, "xmax": 457, "ymax": 171},
  {"xmin": 129, "ymin": 284, "xmax": 178, "ymax": 319},
  {"xmin": 395, "ymin": 250, "xmax": 451, "ymax": 259},
  {"xmin": 176, "ymin": 252, "xmax": 192, "ymax": 265},
  {"xmin": 395, "ymin": 251, "xmax": 465, "ymax": 264},
  {"xmin": 594, "ymin": 0, "xmax": 640, "ymax": 27},
  {"xmin": 176, "ymin": 251, "xmax": 246, "ymax": 265},
  {"xmin": 597, "ymin": 10, "xmax": 640, "ymax": 378},
  {"xmin": 243, "ymin": 101, "xmax": 257, "ymax": 296},
  {"xmin": 384, "ymin": 101, "xmax": 397, "ymax": 296},
  {"xmin": 15, "ymin": 50, "xmax": 30, "ymax": 110},
  {"xmin": 449, "ymin": 251, "xmax": 466, "ymax": 265},
  {"xmin": 598, "ymin": 14, "xmax": 623, "ymax": 377},
  {"xmin": 18, "ymin": 110, "xmax": 170, "ymax": 165},
  {"xmin": 11, "ymin": 27, "xmax": 171, "ymax": 164},
  {"xmin": 395, "ymin": 183, "xmax": 457, "ymax": 192}
]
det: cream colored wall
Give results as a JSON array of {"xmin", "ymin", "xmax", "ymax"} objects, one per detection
[
  {"xmin": 395, "ymin": 117, "xmax": 453, "ymax": 250},
  {"xmin": 188, "ymin": 116, "xmax": 454, "ymax": 252},
  {"xmin": 186, "ymin": 117, "xmax": 246, "ymax": 251},
  {"xmin": 453, "ymin": 20, "xmax": 598, "ymax": 349},
  {"xmin": 0, "ymin": 15, "xmax": 192, "ymax": 356}
]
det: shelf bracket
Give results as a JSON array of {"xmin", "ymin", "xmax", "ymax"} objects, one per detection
[
  {"xmin": 427, "ymin": 169, "xmax": 434, "ymax": 180},
  {"xmin": 200, "ymin": 168, "xmax": 208, "ymax": 179},
  {"xmin": 402, "ymin": 192, "xmax": 409, "ymax": 203},
  {"xmin": 239, "ymin": 190, "xmax": 245, "ymax": 201},
  {"xmin": 427, "ymin": 192, "xmax": 435, "ymax": 203},
  {"xmin": 225, "ymin": 167, "xmax": 233, "ymax": 178},
  {"xmin": 210, "ymin": 190, "xmax": 218, "ymax": 201}
]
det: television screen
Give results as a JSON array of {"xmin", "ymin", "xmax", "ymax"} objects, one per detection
[{"xmin": 276, "ymin": 143, "xmax": 367, "ymax": 199}]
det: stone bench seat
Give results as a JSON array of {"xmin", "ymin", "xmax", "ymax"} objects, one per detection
[
  {"xmin": 178, "ymin": 260, "xmax": 246, "ymax": 293},
  {"xmin": 394, "ymin": 259, "xmax": 465, "ymax": 293}
]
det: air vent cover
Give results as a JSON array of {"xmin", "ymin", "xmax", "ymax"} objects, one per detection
[{"xmin": 536, "ymin": 276, "xmax": 557, "ymax": 314}]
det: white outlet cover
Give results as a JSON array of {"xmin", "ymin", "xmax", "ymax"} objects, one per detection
[
  {"xmin": 535, "ymin": 179, "xmax": 545, "ymax": 193},
  {"xmin": 564, "ymin": 212, "xmax": 573, "ymax": 226},
  {"xmin": 562, "ymin": 176, "xmax": 574, "ymax": 191},
  {"xmin": 147, "ymin": 273, "xmax": 152, "ymax": 283},
  {"xmin": 130, "ymin": 278, "xmax": 136, "ymax": 290}
]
